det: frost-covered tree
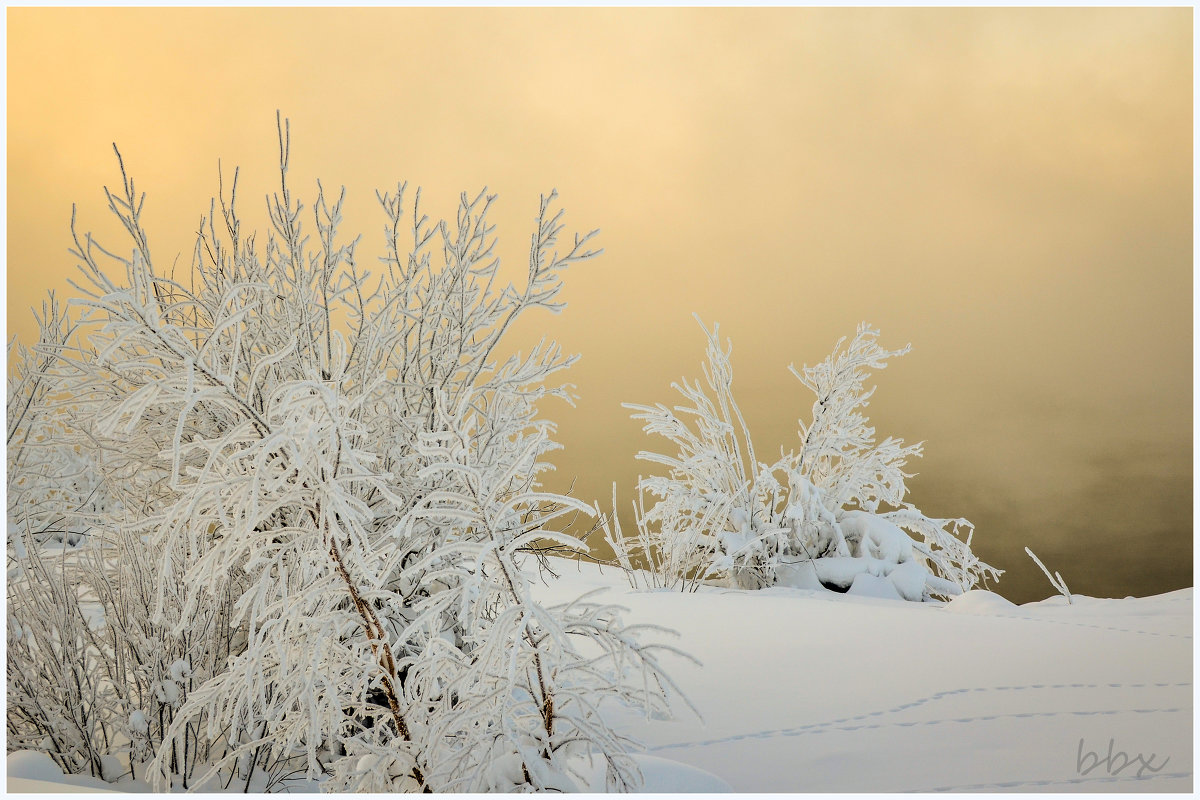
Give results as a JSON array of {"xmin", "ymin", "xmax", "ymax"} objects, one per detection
[
  {"xmin": 624, "ymin": 316, "xmax": 1000, "ymax": 599},
  {"xmin": 7, "ymin": 116, "xmax": 685, "ymax": 791}
]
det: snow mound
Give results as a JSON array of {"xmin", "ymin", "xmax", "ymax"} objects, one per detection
[
  {"xmin": 6, "ymin": 751, "xmax": 119, "ymax": 793},
  {"xmin": 580, "ymin": 754, "xmax": 731, "ymax": 792},
  {"xmin": 6, "ymin": 778, "xmax": 120, "ymax": 794},
  {"xmin": 944, "ymin": 589, "xmax": 1018, "ymax": 614},
  {"xmin": 635, "ymin": 754, "xmax": 733, "ymax": 792},
  {"xmin": 847, "ymin": 571, "xmax": 903, "ymax": 600},
  {"xmin": 7, "ymin": 751, "xmax": 66, "ymax": 782}
]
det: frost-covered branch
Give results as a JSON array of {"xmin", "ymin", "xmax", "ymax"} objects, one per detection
[{"xmin": 1025, "ymin": 546, "xmax": 1072, "ymax": 604}]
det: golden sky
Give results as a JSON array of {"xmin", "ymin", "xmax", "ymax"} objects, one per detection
[{"xmin": 7, "ymin": 8, "xmax": 1192, "ymax": 601}]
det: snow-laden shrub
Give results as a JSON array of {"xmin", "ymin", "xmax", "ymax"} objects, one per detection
[
  {"xmin": 8, "ymin": 298, "xmax": 226, "ymax": 787},
  {"xmin": 624, "ymin": 316, "xmax": 1000, "ymax": 599},
  {"xmin": 7, "ymin": 116, "xmax": 686, "ymax": 791},
  {"xmin": 6, "ymin": 522, "xmax": 234, "ymax": 787},
  {"xmin": 7, "ymin": 532, "xmax": 116, "ymax": 779}
]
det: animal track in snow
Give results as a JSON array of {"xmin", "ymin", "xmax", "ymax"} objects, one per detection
[
  {"xmin": 649, "ymin": 681, "xmax": 1191, "ymax": 752},
  {"xmin": 912, "ymin": 769, "xmax": 1193, "ymax": 793},
  {"xmin": 982, "ymin": 612, "xmax": 1191, "ymax": 640}
]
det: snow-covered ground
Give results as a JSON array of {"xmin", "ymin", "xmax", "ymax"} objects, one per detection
[
  {"xmin": 534, "ymin": 562, "xmax": 1192, "ymax": 793},
  {"xmin": 9, "ymin": 561, "xmax": 1191, "ymax": 793}
]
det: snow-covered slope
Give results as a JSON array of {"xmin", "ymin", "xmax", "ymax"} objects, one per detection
[{"xmin": 10, "ymin": 561, "xmax": 1191, "ymax": 793}]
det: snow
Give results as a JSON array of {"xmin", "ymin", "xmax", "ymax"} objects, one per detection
[
  {"xmin": 841, "ymin": 509, "xmax": 913, "ymax": 564},
  {"xmin": 7, "ymin": 751, "xmax": 123, "ymax": 793},
  {"xmin": 578, "ymin": 754, "xmax": 732, "ymax": 792},
  {"xmin": 9, "ymin": 751, "xmax": 75, "ymax": 783},
  {"xmin": 847, "ymin": 571, "xmax": 904, "ymax": 600},
  {"xmin": 532, "ymin": 561, "xmax": 1191, "ymax": 793},
  {"xmin": 9, "ymin": 561, "xmax": 1191, "ymax": 793},
  {"xmin": 944, "ymin": 588, "xmax": 1018, "ymax": 614},
  {"xmin": 167, "ymin": 659, "xmax": 190, "ymax": 682},
  {"xmin": 7, "ymin": 777, "xmax": 122, "ymax": 794}
]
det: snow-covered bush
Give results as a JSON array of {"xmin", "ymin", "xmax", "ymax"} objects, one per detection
[
  {"xmin": 7, "ymin": 521, "xmax": 229, "ymax": 786},
  {"xmin": 624, "ymin": 316, "xmax": 1000, "ymax": 599},
  {"xmin": 7, "ymin": 116, "xmax": 685, "ymax": 791},
  {"xmin": 7, "ymin": 299, "xmax": 196, "ymax": 785},
  {"xmin": 599, "ymin": 484, "xmax": 677, "ymax": 592},
  {"xmin": 7, "ymin": 533, "xmax": 116, "ymax": 779}
]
